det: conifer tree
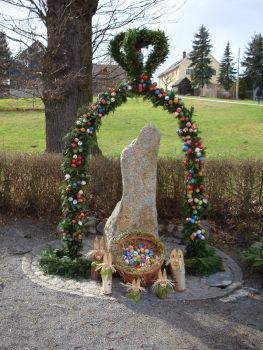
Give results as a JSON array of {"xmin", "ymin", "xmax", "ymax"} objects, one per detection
[
  {"xmin": 189, "ymin": 25, "xmax": 213, "ymax": 88},
  {"xmin": 242, "ymin": 33, "xmax": 263, "ymax": 89},
  {"xmin": 0, "ymin": 31, "xmax": 11, "ymax": 88},
  {"xmin": 218, "ymin": 41, "xmax": 236, "ymax": 90}
]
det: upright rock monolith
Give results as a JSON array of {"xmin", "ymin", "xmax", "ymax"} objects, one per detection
[{"xmin": 105, "ymin": 124, "xmax": 160, "ymax": 245}]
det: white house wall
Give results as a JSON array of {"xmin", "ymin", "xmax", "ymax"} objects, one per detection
[{"xmin": 158, "ymin": 54, "xmax": 220, "ymax": 90}]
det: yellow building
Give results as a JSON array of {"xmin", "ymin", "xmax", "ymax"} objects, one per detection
[{"xmin": 158, "ymin": 51, "xmax": 220, "ymax": 94}]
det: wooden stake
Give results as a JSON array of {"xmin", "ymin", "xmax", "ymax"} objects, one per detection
[
  {"xmin": 99, "ymin": 252, "xmax": 114, "ymax": 295},
  {"xmin": 91, "ymin": 260, "xmax": 101, "ymax": 281},
  {"xmin": 169, "ymin": 249, "xmax": 186, "ymax": 292},
  {"xmin": 89, "ymin": 237, "xmax": 105, "ymax": 280}
]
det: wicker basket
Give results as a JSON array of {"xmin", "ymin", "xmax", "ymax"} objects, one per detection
[{"xmin": 111, "ymin": 232, "xmax": 164, "ymax": 286}]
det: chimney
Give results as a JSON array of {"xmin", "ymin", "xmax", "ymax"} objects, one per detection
[{"xmin": 183, "ymin": 51, "xmax": 186, "ymax": 58}]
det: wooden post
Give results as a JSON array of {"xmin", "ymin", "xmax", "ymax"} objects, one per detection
[
  {"xmin": 100, "ymin": 252, "xmax": 114, "ymax": 294},
  {"xmin": 169, "ymin": 249, "xmax": 186, "ymax": 292},
  {"xmin": 89, "ymin": 236, "xmax": 105, "ymax": 281},
  {"xmin": 91, "ymin": 260, "xmax": 101, "ymax": 280}
]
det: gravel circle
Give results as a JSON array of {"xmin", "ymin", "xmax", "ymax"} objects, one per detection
[{"xmin": 22, "ymin": 237, "xmax": 243, "ymax": 301}]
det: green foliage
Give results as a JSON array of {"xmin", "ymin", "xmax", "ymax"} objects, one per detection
[
  {"xmin": 218, "ymin": 41, "xmax": 236, "ymax": 90},
  {"xmin": 242, "ymin": 33, "xmax": 263, "ymax": 89},
  {"xmin": 185, "ymin": 254, "xmax": 224, "ymax": 276},
  {"xmin": 183, "ymin": 231, "xmax": 224, "ymax": 275},
  {"xmin": 109, "ymin": 28, "xmax": 169, "ymax": 80},
  {"xmin": 241, "ymin": 238, "xmax": 263, "ymax": 271},
  {"xmin": 39, "ymin": 246, "xmax": 91, "ymax": 279},
  {"xmin": 231, "ymin": 78, "xmax": 247, "ymax": 99},
  {"xmin": 189, "ymin": 25, "xmax": 214, "ymax": 88}
]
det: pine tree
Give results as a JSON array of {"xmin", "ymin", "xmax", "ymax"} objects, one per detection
[
  {"xmin": 189, "ymin": 25, "xmax": 213, "ymax": 88},
  {"xmin": 242, "ymin": 33, "xmax": 263, "ymax": 89},
  {"xmin": 218, "ymin": 41, "xmax": 236, "ymax": 91},
  {"xmin": 0, "ymin": 31, "xmax": 11, "ymax": 87}
]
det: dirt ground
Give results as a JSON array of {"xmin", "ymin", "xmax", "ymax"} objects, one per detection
[{"xmin": 0, "ymin": 215, "xmax": 263, "ymax": 350}]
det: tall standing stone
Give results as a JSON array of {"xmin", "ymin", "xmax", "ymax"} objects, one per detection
[{"xmin": 105, "ymin": 124, "xmax": 160, "ymax": 245}]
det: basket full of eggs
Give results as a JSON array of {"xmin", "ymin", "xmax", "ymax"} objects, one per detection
[{"xmin": 111, "ymin": 232, "xmax": 164, "ymax": 286}]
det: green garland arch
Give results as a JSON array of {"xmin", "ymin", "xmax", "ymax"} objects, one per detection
[{"xmin": 59, "ymin": 28, "xmax": 222, "ymax": 275}]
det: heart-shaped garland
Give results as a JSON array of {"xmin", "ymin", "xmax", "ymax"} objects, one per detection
[{"xmin": 109, "ymin": 28, "xmax": 169, "ymax": 79}]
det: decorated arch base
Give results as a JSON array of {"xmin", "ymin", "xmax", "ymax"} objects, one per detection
[{"xmin": 59, "ymin": 28, "xmax": 223, "ymax": 276}]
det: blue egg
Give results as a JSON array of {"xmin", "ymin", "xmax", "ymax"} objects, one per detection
[
  {"xmin": 98, "ymin": 108, "xmax": 104, "ymax": 113},
  {"xmin": 190, "ymin": 219, "xmax": 196, "ymax": 224},
  {"xmin": 183, "ymin": 145, "xmax": 188, "ymax": 151},
  {"xmin": 155, "ymin": 90, "xmax": 160, "ymax": 95},
  {"xmin": 196, "ymin": 233, "xmax": 202, "ymax": 239},
  {"xmin": 72, "ymin": 182, "xmax": 78, "ymax": 187}
]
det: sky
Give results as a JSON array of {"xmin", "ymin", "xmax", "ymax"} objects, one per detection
[
  {"xmin": 1, "ymin": 0, "xmax": 263, "ymax": 79},
  {"xmin": 152, "ymin": 0, "xmax": 263, "ymax": 78}
]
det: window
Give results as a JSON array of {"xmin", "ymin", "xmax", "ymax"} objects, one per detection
[
  {"xmin": 186, "ymin": 68, "xmax": 192, "ymax": 75},
  {"xmin": 212, "ymin": 69, "xmax": 216, "ymax": 75}
]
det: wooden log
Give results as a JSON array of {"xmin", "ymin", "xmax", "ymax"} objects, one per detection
[
  {"xmin": 91, "ymin": 260, "xmax": 101, "ymax": 281},
  {"xmin": 170, "ymin": 249, "xmax": 186, "ymax": 292},
  {"xmin": 100, "ymin": 252, "xmax": 113, "ymax": 294},
  {"xmin": 101, "ymin": 272, "xmax": 112, "ymax": 294}
]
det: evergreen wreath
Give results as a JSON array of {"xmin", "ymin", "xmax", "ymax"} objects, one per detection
[
  {"xmin": 56, "ymin": 28, "xmax": 222, "ymax": 276},
  {"xmin": 109, "ymin": 28, "xmax": 169, "ymax": 80}
]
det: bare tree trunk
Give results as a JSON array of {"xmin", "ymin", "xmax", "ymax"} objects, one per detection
[{"xmin": 43, "ymin": 0, "xmax": 98, "ymax": 153}]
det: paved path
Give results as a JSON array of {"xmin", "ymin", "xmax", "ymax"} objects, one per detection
[
  {"xmin": 1, "ymin": 217, "xmax": 263, "ymax": 350},
  {"xmin": 184, "ymin": 97, "xmax": 263, "ymax": 107}
]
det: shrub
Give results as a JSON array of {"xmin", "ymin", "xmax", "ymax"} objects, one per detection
[
  {"xmin": 0, "ymin": 152, "xmax": 262, "ymax": 241},
  {"xmin": 39, "ymin": 246, "xmax": 91, "ymax": 279},
  {"xmin": 185, "ymin": 249, "xmax": 224, "ymax": 276},
  {"xmin": 241, "ymin": 238, "xmax": 263, "ymax": 272}
]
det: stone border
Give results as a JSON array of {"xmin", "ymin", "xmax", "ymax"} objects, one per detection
[{"xmin": 22, "ymin": 238, "xmax": 243, "ymax": 301}]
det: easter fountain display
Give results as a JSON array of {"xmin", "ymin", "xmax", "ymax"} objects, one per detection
[{"xmin": 39, "ymin": 28, "xmax": 224, "ymax": 296}]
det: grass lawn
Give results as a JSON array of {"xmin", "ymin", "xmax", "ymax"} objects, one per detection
[
  {"xmin": 0, "ymin": 110, "xmax": 45, "ymax": 152},
  {"xmin": 0, "ymin": 97, "xmax": 43, "ymax": 109},
  {"xmin": 0, "ymin": 97, "xmax": 262, "ymax": 158}
]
